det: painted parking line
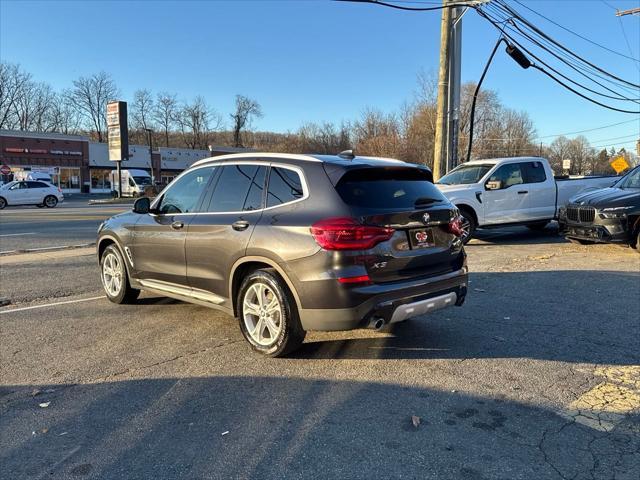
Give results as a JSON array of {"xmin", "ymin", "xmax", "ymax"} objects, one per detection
[
  {"xmin": 561, "ymin": 365, "xmax": 640, "ymax": 432},
  {"xmin": 0, "ymin": 233, "xmax": 36, "ymax": 237},
  {"xmin": 0, "ymin": 296, "xmax": 105, "ymax": 314}
]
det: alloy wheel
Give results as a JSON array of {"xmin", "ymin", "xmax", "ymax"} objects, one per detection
[
  {"xmin": 102, "ymin": 252, "xmax": 123, "ymax": 297},
  {"xmin": 242, "ymin": 283, "xmax": 283, "ymax": 346}
]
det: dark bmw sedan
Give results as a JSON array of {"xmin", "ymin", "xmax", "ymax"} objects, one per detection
[{"xmin": 560, "ymin": 165, "xmax": 640, "ymax": 251}]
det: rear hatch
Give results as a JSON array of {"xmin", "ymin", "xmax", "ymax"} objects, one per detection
[{"xmin": 332, "ymin": 166, "xmax": 464, "ymax": 283}]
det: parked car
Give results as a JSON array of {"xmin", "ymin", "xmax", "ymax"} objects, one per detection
[
  {"xmin": 0, "ymin": 180, "xmax": 63, "ymax": 209},
  {"xmin": 97, "ymin": 152, "xmax": 468, "ymax": 356},
  {"xmin": 559, "ymin": 165, "xmax": 640, "ymax": 251},
  {"xmin": 436, "ymin": 157, "xmax": 617, "ymax": 242}
]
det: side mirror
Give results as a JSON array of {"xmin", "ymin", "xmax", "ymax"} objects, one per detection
[
  {"xmin": 133, "ymin": 196, "xmax": 150, "ymax": 214},
  {"xmin": 485, "ymin": 180, "xmax": 502, "ymax": 191}
]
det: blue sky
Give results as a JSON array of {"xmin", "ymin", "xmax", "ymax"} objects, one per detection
[{"xmin": 1, "ymin": 0, "xmax": 639, "ymax": 149}]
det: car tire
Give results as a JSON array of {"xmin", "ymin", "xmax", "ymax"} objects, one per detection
[
  {"xmin": 458, "ymin": 209, "xmax": 476, "ymax": 244},
  {"xmin": 526, "ymin": 221, "xmax": 549, "ymax": 231},
  {"xmin": 100, "ymin": 244, "xmax": 140, "ymax": 304},
  {"xmin": 0, "ymin": 197, "xmax": 6, "ymax": 209},
  {"xmin": 44, "ymin": 195, "xmax": 58, "ymax": 208},
  {"xmin": 237, "ymin": 269, "xmax": 306, "ymax": 357}
]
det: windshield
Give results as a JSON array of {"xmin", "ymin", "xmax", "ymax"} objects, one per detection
[
  {"xmin": 133, "ymin": 176, "xmax": 152, "ymax": 186},
  {"xmin": 615, "ymin": 166, "xmax": 640, "ymax": 189},
  {"xmin": 437, "ymin": 164, "xmax": 493, "ymax": 185}
]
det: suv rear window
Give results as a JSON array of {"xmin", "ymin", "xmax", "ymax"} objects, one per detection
[{"xmin": 335, "ymin": 167, "xmax": 447, "ymax": 210}]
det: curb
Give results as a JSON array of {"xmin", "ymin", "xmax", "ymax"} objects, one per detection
[{"xmin": 0, "ymin": 243, "xmax": 96, "ymax": 257}]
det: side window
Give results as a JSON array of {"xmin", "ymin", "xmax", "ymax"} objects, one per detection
[
  {"xmin": 27, "ymin": 181, "xmax": 42, "ymax": 188},
  {"xmin": 521, "ymin": 161, "xmax": 547, "ymax": 184},
  {"xmin": 488, "ymin": 164, "xmax": 523, "ymax": 189},
  {"xmin": 206, "ymin": 164, "xmax": 266, "ymax": 212},
  {"xmin": 128, "ymin": 177, "xmax": 136, "ymax": 187},
  {"xmin": 267, "ymin": 167, "xmax": 304, "ymax": 208},
  {"xmin": 10, "ymin": 182, "xmax": 27, "ymax": 190},
  {"xmin": 157, "ymin": 167, "xmax": 215, "ymax": 214}
]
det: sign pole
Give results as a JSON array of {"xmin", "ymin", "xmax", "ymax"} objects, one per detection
[
  {"xmin": 116, "ymin": 160, "xmax": 122, "ymax": 198},
  {"xmin": 107, "ymin": 101, "xmax": 129, "ymax": 198}
]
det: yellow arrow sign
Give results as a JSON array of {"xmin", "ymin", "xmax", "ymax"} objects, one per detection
[{"xmin": 610, "ymin": 155, "xmax": 630, "ymax": 174}]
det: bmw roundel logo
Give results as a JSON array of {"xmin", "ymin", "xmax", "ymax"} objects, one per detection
[{"xmin": 422, "ymin": 212, "xmax": 430, "ymax": 223}]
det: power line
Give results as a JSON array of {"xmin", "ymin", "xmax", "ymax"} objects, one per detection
[
  {"xmin": 487, "ymin": 1, "xmax": 639, "ymax": 94},
  {"xmin": 486, "ymin": 3, "xmax": 640, "ymax": 100},
  {"xmin": 534, "ymin": 119, "xmax": 640, "ymax": 139},
  {"xmin": 508, "ymin": 0, "xmax": 640, "ymax": 63},
  {"xmin": 475, "ymin": 6, "xmax": 640, "ymax": 113},
  {"xmin": 497, "ymin": 0, "xmax": 640, "ymax": 87},
  {"xmin": 334, "ymin": 0, "xmax": 473, "ymax": 12}
]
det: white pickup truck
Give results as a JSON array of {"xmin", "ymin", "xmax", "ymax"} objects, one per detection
[{"xmin": 436, "ymin": 157, "xmax": 617, "ymax": 242}]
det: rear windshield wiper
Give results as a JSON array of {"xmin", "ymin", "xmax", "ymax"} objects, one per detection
[{"xmin": 414, "ymin": 197, "xmax": 442, "ymax": 206}]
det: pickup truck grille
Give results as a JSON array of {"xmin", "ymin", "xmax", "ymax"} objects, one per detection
[{"xmin": 566, "ymin": 205, "xmax": 595, "ymax": 224}]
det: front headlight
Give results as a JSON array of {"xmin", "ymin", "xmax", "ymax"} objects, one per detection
[{"xmin": 600, "ymin": 206, "xmax": 633, "ymax": 219}]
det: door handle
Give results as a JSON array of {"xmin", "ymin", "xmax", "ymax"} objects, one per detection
[
  {"xmin": 517, "ymin": 190, "xmax": 528, "ymax": 195},
  {"xmin": 232, "ymin": 220, "xmax": 250, "ymax": 231},
  {"xmin": 171, "ymin": 221, "xmax": 184, "ymax": 230}
]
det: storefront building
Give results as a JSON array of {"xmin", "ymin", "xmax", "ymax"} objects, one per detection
[
  {"xmin": 1, "ymin": 130, "xmax": 253, "ymax": 193},
  {"xmin": 0, "ymin": 130, "xmax": 90, "ymax": 193}
]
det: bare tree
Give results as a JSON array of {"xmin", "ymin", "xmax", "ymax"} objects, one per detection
[
  {"xmin": 66, "ymin": 71, "xmax": 119, "ymax": 142},
  {"xmin": 13, "ymin": 81, "xmax": 56, "ymax": 132},
  {"xmin": 153, "ymin": 92, "xmax": 178, "ymax": 147},
  {"xmin": 0, "ymin": 62, "xmax": 32, "ymax": 129},
  {"xmin": 49, "ymin": 90, "xmax": 81, "ymax": 134},
  {"xmin": 230, "ymin": 95, "xmax": 262, "ymax": 147},
  {"xmin": 176, "ymin": 96, "xmax": 222, "ymax": 149},
  {"xmin": 132, "ymin": 89, "xmax": 154, "ymax": 131}
]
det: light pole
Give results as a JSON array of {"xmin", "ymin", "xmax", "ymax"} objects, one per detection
[{"xmin": 144, "ymin": 128, "xmax": 155, "ymax": 184}]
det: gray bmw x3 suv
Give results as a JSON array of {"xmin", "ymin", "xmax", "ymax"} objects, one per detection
[{"xmin": 97, "ymin": 152, "xmax": 468, "ymax": 356}]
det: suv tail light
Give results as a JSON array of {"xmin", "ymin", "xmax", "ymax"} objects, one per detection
[
  {"xmin": 445, "ymin": 216, "xmax": 464, "ymax": 237},
  {"xmin": 310, "ymin": 217, "xmax": 394, "ymax": 250}
]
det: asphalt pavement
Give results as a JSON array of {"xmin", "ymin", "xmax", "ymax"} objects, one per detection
[
  {"xmin": 1, "ymin": 223, "xmax": 639, "ymax": 479},
  {"xmin": 0, "ymin": 197, "xmax": 129, "ymax": 253}
]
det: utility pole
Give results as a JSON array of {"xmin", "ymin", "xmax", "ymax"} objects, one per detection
[
  {"xmin": 447, "ymin": 6, "xmax": 463, "ymax": 172},
  {"xmin": 433, "ymin": 1, "xmax": 453, "ymax": 181}
]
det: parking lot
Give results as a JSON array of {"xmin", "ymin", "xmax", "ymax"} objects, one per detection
[{"xmin": 1, "ymin": 203, "xmax": 639, "ymax": 479}]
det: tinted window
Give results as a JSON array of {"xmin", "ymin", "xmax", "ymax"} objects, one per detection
[
  {"xmin": 27, "ymin": 181, "xmax": 48, "ymax": 188},
  {"xmin": 488, "ymin": 164, "xmax": 523, "ymax": 189},
  {"xmin": 521, "ymin": 161, "xmax": 546, "ymax": 184},
  {"xmin": 157, "ymin": 167, "xmax": 215, "ymax": 214},
  {"xmin": 243, "ymin": 166, "xmax": 266, "ymax": 211},
  {"xmin": 207, "ymin": 165, "xmax": 266, "ymax": 212},
  {"xmin": 267, "ymin": 167, "xmax": 304, "ymax": 208},
  {"xmin": 336, "ymin": 167, "xmax": 447, "ymax": 210}
]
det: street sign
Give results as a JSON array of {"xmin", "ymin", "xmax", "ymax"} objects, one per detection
[
  {"xmin": 562, "ymin": 159, "xmax": 571, "ymax": 170},
  {"xmin": 0, "ymin": 164, "xmax": 11, "ymax": 175},
  {"xmin": 107, "ymin": 101, "xmax": 129, "ymax": 162},
  {"xmin": 610, "ymin": 155, "xmax": 630, "ymax": 174}
]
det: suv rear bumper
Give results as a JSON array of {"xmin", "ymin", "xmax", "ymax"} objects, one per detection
[{"xmin": 298, "ymin": 267, "xmax": 468, "ymax": 331}]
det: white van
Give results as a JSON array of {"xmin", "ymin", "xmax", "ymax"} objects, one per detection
[
  {"xmin": 109, "ymin": 169, "xmax": 152, "ymax": 197},
  {"xmin": 13, "ymin": 171, "xmax": 53, "ymax": 183}
]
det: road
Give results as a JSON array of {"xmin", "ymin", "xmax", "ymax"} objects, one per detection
[
  {"xmin": 0, "ymin": 219, "xmax": 639, "ymax": 479},
  {"xmin": 0, "ymin": 197, "xmax": 128, "ymax": 253}
]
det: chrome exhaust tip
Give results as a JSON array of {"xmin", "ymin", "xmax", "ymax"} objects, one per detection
[{"xmin": 367, "ymin": 317, "xmax": 386, "ymax": 331}]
